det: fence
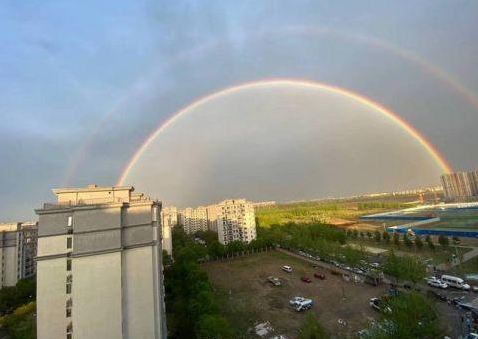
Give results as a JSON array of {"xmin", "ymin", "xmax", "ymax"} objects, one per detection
[{"xmin": 199, "ymin": 246, "xmax": 274, "ymax": 263}]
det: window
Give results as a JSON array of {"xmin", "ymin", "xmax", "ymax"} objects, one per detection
[
  {"xmin": 66, "ymin": 308, "xmax": 71, "ymax": 317},
  {"xmin": 66, "ymin": 283, "xmax": 72, "ymax": 294},
  {"xmin": 67, "ymin": 216, "xmax": 73, "ymax": 227},
  {"xmin": 67, "ymin": 237, "xmax": 72, "ymax": 249},
  {"xmin": 67, "ymin": 322, "xmax": 73, "ymax": 339},
  {"xmin": 66, "ymin": 259, "xmax": 72, "ymax": 271}
]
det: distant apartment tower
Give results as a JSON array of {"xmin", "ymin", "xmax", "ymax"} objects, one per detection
[
  {"xmin": 216, "ymin": 199, "xmax": 257, "ymax": 245},
  {"xmin": 441, "ymin": 170, "xmax": 478, "ymax": 201},
  {"xmin": 206, "ymin": 205, "xmax": 219, "ymax": 232},
  {"xmin": 178, "ymin": 206, "xmax": 208, "ymax": 234},
  {"xmin": 252, "ymin": 201, "xmax": 277, "ymax": 208},
  {"xmin": 0, "ymin": 222, "xmax": 37, "ymax": 287},
  {"xmin": 160, "ymin": 206, "xmax": 176, "ymax": 255},
  {"xmin": 35, "ymin": 185, "xmax": 167, "ymax": 339}
]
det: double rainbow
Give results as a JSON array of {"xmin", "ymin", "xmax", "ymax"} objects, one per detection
[{"xmin": 117, "ymin": 79, "xmax": 452, "ymax": 185}]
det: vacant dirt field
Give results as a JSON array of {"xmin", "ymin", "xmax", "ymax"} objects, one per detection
[{"xmin": 203, "ymin": 250, "xmax": 387, "ymax": 339}]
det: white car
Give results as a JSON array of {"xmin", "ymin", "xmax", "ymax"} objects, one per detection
[
  {"xmin": 464, "ymin": 334, "xmax": 478, "ymax": 339},
  {"xmin": 427, "ymin": 278, "xmax": 448, "ymax": 289},
  {"xmin": 282, "ymin": 265, "xmax": 293, "ymax": 273},
  {"xmin": 289, "ymin": 296, "xmax": 307, "ymax": 306}
]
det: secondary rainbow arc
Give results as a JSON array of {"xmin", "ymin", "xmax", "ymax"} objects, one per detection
[{"xmin": 117, "ymin": 79, "xmax": 453, "ymax": 185}]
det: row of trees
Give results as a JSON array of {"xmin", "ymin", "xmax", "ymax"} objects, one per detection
[
  {"xmin": 347, "ymin": 229, "xmax": 455, "ymax": 250},
  {"xmin": 164, "ymin": 228, "xmax": 234, "ymax": 339},
  {"xmin": 256, "ymin": 222, "xmax": 369, "ymax": 267}
]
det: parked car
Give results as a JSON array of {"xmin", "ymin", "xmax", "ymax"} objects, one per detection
[
  {"xmin": 314, "ymin": 272, "xmax": 326, "ymax": 280},
  {"xmin": 427, "ymin": 277, "xmax": 448, "ymax": 289},
  {"xmin": 268, "ymin": 276, "xmax": 281, "ymax": 286},
  {"xmin": 472, "ymin": 286, "xmax": 478, "ymax": 293},
  {"xmin": 290, "ymin": 297, "xmax": 313, "ymax": 311},
  {"xmin": 282, "ymin": 265, "xmax": 293, "ymax": 273},
  {"xmin": 290, "ymin": 296, "xmax": 306, "ymax": 306},
  {"xmin": 463, "ymin": 334, "xmax": 478, "ymax": 339},
  {"xmin": 301, "ymin": 276, "xmax": 312, "ymax": 283},
  {"xmin": 370, "ymin": 262, "xmax": 381, "ymax": 268}
]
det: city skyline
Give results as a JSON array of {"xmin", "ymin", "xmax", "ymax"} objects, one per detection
[{"xmin": 1, "ymin": 1, "xmax": 478, "ymax": 220}]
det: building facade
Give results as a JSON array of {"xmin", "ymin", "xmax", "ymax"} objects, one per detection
[
  {"xmin": 441, "ymin": 170, "xmax": 478, "ymax": 201},
  {"xmin": 178, "ymin": 206, "xmax": 208, "ymax": 234},
  {"xmin": 35, "ymin": 185, "xmax": 167, "ymax": 339},
  {"xmin": 216, "ymin": 199, "xmax": 256, "ymax": 245},
  {"xmin": 160, "ymin": 206, "xmax": 176, "ymax": 256},
  {"xmin": 0, "ymin": 222, "xmax": 37, "ymax": 287}
]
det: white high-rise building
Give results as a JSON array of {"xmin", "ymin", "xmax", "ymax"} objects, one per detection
[
  {"xmin": 35, "ymin": 185, "xmax": 167, "ymax": 339},
  {"xmin": 216, "ymin": 199, "xmax": 256, "ymax": 245},
  {"xmin": 178, "ymin": 206, "xmax": 208, "ymax": 234},
  {"xmin": 160, "ymin": 206, "xmax": 176, "ymax": 255},
  {"xmin": 0, "ymin": 222, "xmax": 37, "ymax": 287}
]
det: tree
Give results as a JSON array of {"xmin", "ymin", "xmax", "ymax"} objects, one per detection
[
  {"xmin": 393, "ymin": 232, "xmax": 400, "ymax": 247},
  {"xmin": 298, "ymin": 314, "xmax": 329, "ymax": 339},
  {"xmin": 362, "ymin": 292, "xmax": 444, "ymax": 339},
  {"xmin": 452, "ymin": 236, "xmax": 461, "ymax": 244},
  {"xmin": 352, "ymin": 229, "xmax": 359, "ymax": 239},
  {"xmin": 425, "ymin": 235, "xmax": 435, "ymax": 251},
  {"xmin": 438, "ymin": 235, "xmax": 449, "ymax": 248},
  {"xmin": 382, "ymin": 231, "xmax": 390, "ymax": 244},
  {"xmin": 0, "ymin": 302, "xmax": 36, "ymax": 339},
  {"xmin": 374, "ymin": 230, "xmax": 381, "ymax": 242},
  {"xmin": 403, "ymin": 234, "xmax": 413, "ymax": 248},
  {"xmin": 196, "ymin": 314, "xmax": 233, "ymax": 339},
  {"xmin": 415, "ymin": 237, "xmax": 423, "ymax": 249},
  {"xmin": 367, "ymin": 231, "xmax": 372, "ymax": 240},
  {"xmin": 383, "ymin": 251, "xmax": 426, "ymax": 285}
]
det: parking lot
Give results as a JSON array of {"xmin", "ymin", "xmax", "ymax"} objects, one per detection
[{"xmin": 203, "ymin": 250, "xmax": 388, "ymax": 339}]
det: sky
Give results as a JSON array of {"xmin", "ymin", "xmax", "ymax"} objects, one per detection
[{"xmin": 0, "ymin": 1, "xmax": 477, "ymax": 219}]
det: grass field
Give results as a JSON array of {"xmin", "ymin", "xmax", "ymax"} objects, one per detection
[
  {"xmin": 203, "ymin": 250, "xmax": 387, "ymax": 339},
  {"xmin": 255, "ymin": 200, "xmax": 412, "ymax": 227}
]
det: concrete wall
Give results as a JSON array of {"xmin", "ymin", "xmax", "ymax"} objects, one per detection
[
  {"xmin": 73, "ymin": 252, "xmax": 123, "ymax": 339},
  {"xmin": 38, "ymin": 212, "xmax": 70, "ymax": 237},
  {"xmin": 38, "ymin": 235, "xmax": 67, "ymax": 257},
  {"xmin": 74, "ymin": 207, "xmax": 121, "ymax": 233},
  {"xmin": 3, "ymin": 246, "xmax": 17, "ymax": 286},
  {"xmin": 123, "ymin": 246, "xmax": 156, "ymax": 338},
  {"xmin": 37, "ymin": 258, "xmax": 68, "ymax": 339}
]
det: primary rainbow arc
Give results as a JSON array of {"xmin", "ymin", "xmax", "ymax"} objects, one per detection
[{"xmin": 117, "ymin": 79, "xmax": 452, "ymax": 185}]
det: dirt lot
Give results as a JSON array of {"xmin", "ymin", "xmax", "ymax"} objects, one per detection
[{"xmin": 203, "ymin": 250, "xmax": 387, "ymax": 339}]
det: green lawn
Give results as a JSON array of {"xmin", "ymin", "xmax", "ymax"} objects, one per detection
[{"xmin": 349, "ymin": 238, "xmax": 472, "ymax": 265}]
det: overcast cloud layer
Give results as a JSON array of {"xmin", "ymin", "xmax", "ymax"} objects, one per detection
[{"xmin": 0, "ymin": 1, "xmax": 477, "ymax": 220}]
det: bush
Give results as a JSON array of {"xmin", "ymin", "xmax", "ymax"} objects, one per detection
[
  {"xmin": 438, "ymin": 235, "xmax": 449, "ymax": 247},
  {"xmin": 0, "ymin": 278, "xmax": 35, "ymax": 316},
  {"xmin": 0, "ymin": 302, "xmax": 36, "ymax": 339},
  {"xmin": 298, "ymin": 314, "xmax": 329, "ymax": 339}
]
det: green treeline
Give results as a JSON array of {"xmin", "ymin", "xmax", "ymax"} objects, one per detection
[
  {"xmin": 0, "ymin": 278, "xmax": 35, "ymax": 316},
  {"xmin": 0, "ymin": 278, "xmax": 36, "ymax": 339},
  {"xmin": 0, "ymin": 302, "xmax": 36, "ymax": 339},
  {"xmin": 165, "ymin": 228, "xmax": 234, "ymax": 339},
  {"xmin": 357, "ymin": 201, "xmax": 407, "ymax": 210}
]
